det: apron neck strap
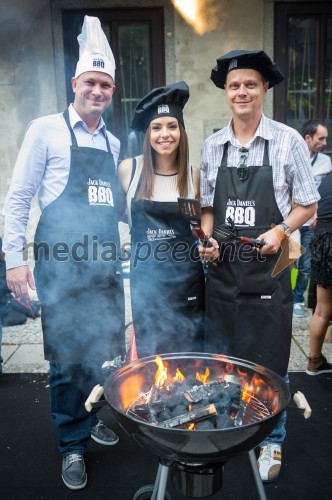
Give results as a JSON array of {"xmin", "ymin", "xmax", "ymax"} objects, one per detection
[
  {"xmin": 63, "ymin": 109, "xmax": 77, "ymax": 146},
  {"xmin": 262, "ymin": 140, "xmax": 270, "ymax": 166},
  {"xmin": 220, "ymin": 142, "xmax": 229, "ymax": 167},
  {"xmin": 220, "ymin": 140, "xmax": 270, "ymax": 167},
  {"xmin": 63, "ymin": 108, "xmax": 112, "ymax": 153}
]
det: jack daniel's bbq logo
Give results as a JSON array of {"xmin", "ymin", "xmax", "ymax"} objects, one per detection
[
  {"xmin": 87, "ymin": 178, "xmax": 114, "ymax": 206},
  {"xmin": 225, "ymin": 198, "xmax": 255, "ymax": 226},
  {"xmin": 93, "ymin": 58, "xmax": 105, "ymax": 69},
  {"xmin": 158, "ymin": 104, "xmax": 170, "ymax": 114},
  {"xmin": 146, "ymin": 227, "xmax": 176, "ymax": 242}
]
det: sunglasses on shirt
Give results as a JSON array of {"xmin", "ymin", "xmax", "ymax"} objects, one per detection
[{"xmin": 237, "ymin": 147, "xmax": 249, "ymax": 181}]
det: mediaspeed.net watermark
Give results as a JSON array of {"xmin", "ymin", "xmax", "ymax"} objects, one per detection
[{"xmin": 24, "ymin": 232, "xmax": 304, "ymax": 274}]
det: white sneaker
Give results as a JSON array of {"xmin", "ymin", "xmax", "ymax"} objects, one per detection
[
  {"xmin": 258, "ymin": 443, "xmax": 282, "ymax": 482},
  {"xmin": 293, "ymin": 302, "xmax": 304, "ymax": 318}
]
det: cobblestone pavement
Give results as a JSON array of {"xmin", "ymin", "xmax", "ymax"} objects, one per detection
[{"xmin": 1, "ymin": 284, "xmax": 332, "ymax": 373}]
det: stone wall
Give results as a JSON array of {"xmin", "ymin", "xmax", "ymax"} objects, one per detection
[
  {"xmin": 0, "ymin": 0, "xmax": 57, "ymax": 240},
  {"xmin": 0, "ymin": 0, "xmax": 271, "ymax": 243}
]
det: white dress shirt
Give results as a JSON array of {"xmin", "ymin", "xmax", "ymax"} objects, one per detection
[{"xmin": 3, "ymin": 104, "xmax": 120, "ymax": 269}]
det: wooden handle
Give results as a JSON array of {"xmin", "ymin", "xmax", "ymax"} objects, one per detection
[
  {"xmin": 85, "ymin": 384, "xmax": 104, "ymax": 412},
  {"xmin": 293, "ymin": 391, "xmax": 312, "ymax": 419}
]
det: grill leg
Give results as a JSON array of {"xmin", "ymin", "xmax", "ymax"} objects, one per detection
[
  {"xmin": 151, "ymin": 464, "xmax": 169, "ymax": 500},
  {"xmin": 248, "ymin": 449, "xmax": 268, "ymax": 500}
]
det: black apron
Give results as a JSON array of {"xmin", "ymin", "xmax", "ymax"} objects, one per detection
[
  {"xmin": 130, "ymin": 177, "xmax": 205, "ymax": 358},
  {"xmin": 34, "ymin": 110, "xmax": 125, "ymax": 363},
  {"xmin": 205, "ymin": 142, "xmax": 292, "ymax": 376}
]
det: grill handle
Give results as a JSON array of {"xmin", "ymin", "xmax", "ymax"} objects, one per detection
[
  {"xmin": 85, "ymin": 384, "xmax": 108, "ymax": 412},
  {"xmin": 291, "ymin": 391, "xmax": 312, "ymax": 419}
]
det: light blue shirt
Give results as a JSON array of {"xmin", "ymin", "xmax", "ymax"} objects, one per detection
[{"xmin": 3, "ymin": 104, "xmax": 120, "ymax": 269}]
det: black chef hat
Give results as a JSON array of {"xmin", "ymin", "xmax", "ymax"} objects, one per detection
[
  {"xmin": 211, "ymin": 50, "xmax": 284, "ymax": 89},
  {"xmin": 130, "ymin": 81, "xmax": 189, "ymax": 132}
]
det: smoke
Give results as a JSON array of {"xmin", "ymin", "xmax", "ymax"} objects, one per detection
[{"xmin": 129, "ymin": 255, "xmax": 205, "ymax": 359}]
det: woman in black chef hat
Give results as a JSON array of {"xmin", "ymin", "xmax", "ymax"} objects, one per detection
[{"xmin": 118, "ymin": 81, "xmax": 205, "ymax": 358}]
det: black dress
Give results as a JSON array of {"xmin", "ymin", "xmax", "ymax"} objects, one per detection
[{"xmin": 310, "ymin": 173, "xmax": 332, "ymax": 288}]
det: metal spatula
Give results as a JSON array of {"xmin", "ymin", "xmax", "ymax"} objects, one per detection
[{"xmin": 178, "ymin": 197, "xmax": 207, "ymax": 241}]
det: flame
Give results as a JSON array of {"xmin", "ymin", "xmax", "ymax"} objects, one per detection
[
  {"xmin": 196, "ymin": 367, "xmax": 210, "ymax": 383},
  {"xmin": 154, "ymin": 356, "xmax": 168, "ymax": 387},
  {"xmin": 175, "ymin": 368, "xmax": 185, "ymax": 382},
  {"xmin": 171, "ymin": 0, "xmax": 220, "ymax": 36},
  {"xmin": 188, "ymin": 423, "xmax": 195, "ymax": 430}
]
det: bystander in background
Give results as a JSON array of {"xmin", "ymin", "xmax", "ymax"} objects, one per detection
[
  {"xmin": 306, "ymin": 171, "xmax": 332, "ymax": 375},
  {"xmin": 293, "ymin": 119, "xmax": 332, "ymax": 318}
]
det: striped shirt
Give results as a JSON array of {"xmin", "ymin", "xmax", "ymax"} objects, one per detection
[{"xmin": 200, "ymin": 114, "xmax": 320, "ymax": 218}]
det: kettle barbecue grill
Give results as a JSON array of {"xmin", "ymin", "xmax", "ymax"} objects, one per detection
[{"xmin": 86, "ymin": 352, "xmax": 311, "ymax": 500}]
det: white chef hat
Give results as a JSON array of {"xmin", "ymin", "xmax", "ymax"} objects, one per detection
[{"xmin": 75, "ymin": 16, "xmax": 116, "ymax": 80}]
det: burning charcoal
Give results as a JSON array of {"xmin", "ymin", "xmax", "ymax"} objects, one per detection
[
  {"xmin": 184, "ymin": 378, "xmax": 225, "ymax": 403},
  {"xmin": 234, "ymin": 405, "xmax": 245, "ymax": 426},
  {"xmin": 172, "ymin": 404, "xmax": 188, "ymax": 417},
  {"xmin": 192, "ymin": 398, "xmax": 210, "ymax": 409},
  {"xmin": 195, "ymin": 420, "xmax": 215, "ymax": 430},
  {"xmin": 133, "ymin": 401, "xmax": 165, "ymax": 424},
  {"xmin": 163, "ymin": 394, "xmax": 185, "ymax": 409},
  {"xmin": 181, "ymin": 376, "xmax": 202, "ymax": 391},
  {"xmin": 209, "ymin": 387, "xmax": 227, "ymax": 404},
  {"xmin": 149, "ymin": 384, "xmax": 162, "ymax": 403},
  {"xmin": 228, "ymin": 383, "xmax": 242, "ymax": 399},
  {"xmin": 214, "ymin": 400, "xmax": 229, "ymax": 414},
  {"xmin": 215, "ymin": 414, "xmax": 235, "ymax": 429},
  {"xmin": 172, "ymin": 380, "xmax": 187, "ymax": 391},
  {"xmin": 229, "ymin": 402, "xmax": 241, "ymax": 414},
  {"xmin": 132, "ymin": 403, "xmax": 150, "ymax": 419},
  {"xmin": 160, "ymin": 404, "xmax": 217, "ymax": 429},
  {"xmin": 158, "ymin": 408, "xmax": 172, "ymax": 421},
  {"xmin": 214, "ymin": 391, "xmax": 232, "ymax": 406}
]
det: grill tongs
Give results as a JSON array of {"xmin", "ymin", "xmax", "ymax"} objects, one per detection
[
  {"xmin": 177, "ymin": 199, "xmax": 266, "ymax": 249},
  {"xmin": 213, "ymin": 218, "xmax": 267, "ymax": 249}
]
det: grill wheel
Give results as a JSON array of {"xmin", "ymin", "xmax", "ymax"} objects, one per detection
[{"xmin": 133, "ymin": 483, "xmax": 172, "ymax": 500}]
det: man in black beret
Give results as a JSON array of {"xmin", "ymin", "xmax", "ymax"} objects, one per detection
[{"xmin": 199, "ymin": 49, "xmax": 319, "ymax": 482}]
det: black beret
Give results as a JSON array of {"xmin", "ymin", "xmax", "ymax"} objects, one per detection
[
  {"xmin": 211, "ymin": 50, "xmax": 284, "ymax": 89},
  {"xmin": 130, "ymin": 81, "xmax": 189, "ymax": 132}
]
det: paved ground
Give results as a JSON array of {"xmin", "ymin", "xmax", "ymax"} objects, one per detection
[{"xmin": 2, "ymin": 282, "xmax": 332, "ymax": 374}]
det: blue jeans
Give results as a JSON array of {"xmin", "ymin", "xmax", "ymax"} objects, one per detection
[
  {"xmin": 293, "ymin": 227, "xmax": 314, "ymax": 304},
  {"xmin": 49, "ymin": 361, "xmax": 102, "ymax": 455},
  {"xmin": 260, "ymin": 374, "xmax": 289, "ymax": 446}
]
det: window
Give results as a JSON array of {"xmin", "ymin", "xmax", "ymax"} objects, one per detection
[
  {"xmin": 62, "ymin": 8, "xmax": 165, "ymax": 160},
  {"xmin": 274, "ymin": 2, "xmax": 332, "ymax": 151}
]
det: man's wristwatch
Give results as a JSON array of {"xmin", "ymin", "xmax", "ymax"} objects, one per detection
[{"xmin": 278, "ymin": 222, "xmax": 292, "ymax": 238}]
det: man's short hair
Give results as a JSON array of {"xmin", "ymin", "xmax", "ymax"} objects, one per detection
[{"xmin": 301, "ymin": 118, "xmax": 327, "ymax": 139}]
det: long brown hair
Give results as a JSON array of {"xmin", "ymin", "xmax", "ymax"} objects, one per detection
[{"xmin": 137, "ymin": 121, "xmax": 189, "ymax": 200}]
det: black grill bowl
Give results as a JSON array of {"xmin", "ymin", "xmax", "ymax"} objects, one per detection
[{"xmin": 104, "ymin": 352, "xmax": 290, "ymax": 464}]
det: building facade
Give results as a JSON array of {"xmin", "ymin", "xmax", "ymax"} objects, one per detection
[{"xmin": 1, "ymin": 0, "xmax": 331, "ymax": 238}]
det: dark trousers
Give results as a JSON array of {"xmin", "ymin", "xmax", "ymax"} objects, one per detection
[
  {"xmin": 293, "ymin": 227, "xmax": 314, "ymax": 304},
  {"xmin": 49, "ymin": 361, "xmax": 101, "ymax": 455}
]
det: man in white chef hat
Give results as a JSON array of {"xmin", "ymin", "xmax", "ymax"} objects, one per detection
[{"xmin": 3, "ymin": 16, "xmax": 125, "ymax": 490}]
